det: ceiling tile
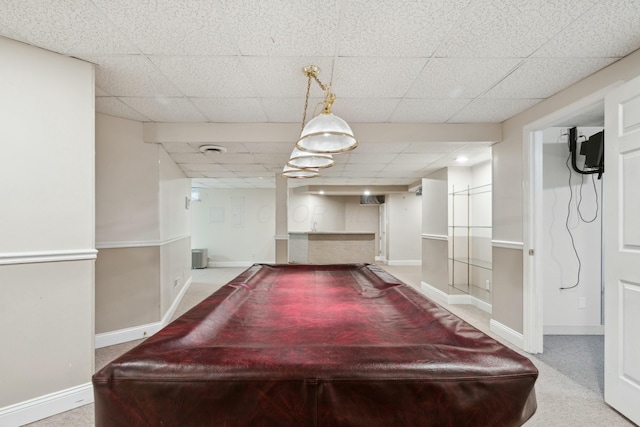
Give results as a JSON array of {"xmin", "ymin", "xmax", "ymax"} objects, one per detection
[
  {"xmin": 96, "ymin": 97, "xmax": 150, "ymax": 122},
  {"xmin": 390, "ymin": 99, "xmax": 470, "ymax": 122},
  {"xmin": 179, "ymin": 163, "xmax": 230, "ymax": 172},
  {"xmin": 219, "ymin": 0, "xmax": 340, "ymax": 56},
  {"xmin": 224, "ymin": 164, "xmax": 268, "ymax": 172},
  {"xmin": 448, "ymin": 98, "xmax": 542, "ymax": 123},
  {"xmin": 95, "ymin": 87, "xmax": 111, "ymax": 96},
  {"xmin": 0, "ymin": 0, "xmax": 139, "ymax": 55},
  {"xmin": 354, "ymin": 142, "xmax": 411, "ymax": 154},
  {"xmin": 345, "ymin": 163, "xmax": 387, "ymax": 172},
  {"xmin": 330, "ymin": 98, "xmax": 400, "ymax": 123},
  {"xmin": 534, "ymin": 0, "xmax": 640, "ymax": 58},
  {"xmin": 332, "ymin": 57, "xmax": 427, "ymax": 98},
  {"xmin": 403, "ymin": 142, "xmax": 467, "ymax": 154},
  {"xmin": 392, "ymin": 153, "xmax": 445, "ymax": 164},
  {"xmin": 261, "ymin": 97, "xmax": 318, "ymax": 122},
  {"xmin": 119, "ymin": 97, "xmax": 207, "ymax": 122},
  {"xmin": 171, "ymin": 153, "xmax": 213, "ymax": 164},
  {"xmin": 192, "ymin": 98, "xmax": 268, "ymax": 122},
  {"xmin": 242, "ymin": 57, "xmax": 334, "ymax": 98},
  {"xmin": 213, "ymin": 153, "xmax": 258, "ymax": 164},
  {"xmin": 339, "ymin": 0, "xmax": 471, "ymax": 57},
  {"xmin": 92, "ymin": 0, "xmax": 238, "ymax": 55},
  {"xmin": 84, "ymin": 55, "xmax": 182, "ymax": 97},
  {"xmin": 407, "ymin": 58, "xmax": 522, "ymax": 98},
  {"xmin": 189, "ymin": 142, "xmax": 249, "ymax": 154},
  {"xmin": 161, "ymin": 143, "xmax": 200, "ymax": 154},
  {"xmin": 243, "ymin": 142, "xmax": 294, "ymax": 154},
  {"xmin": 150, "ymin": 56, "xmax": 255, "ymax": 97},
  {"xmin": 483, "ymin": 57, "xmax": 617, "ymax": 99},
  {"xmin": 435, "ymin": 0, "xmax": 599, "ymax": 58},
  {"xmin": 348, "ymin": 153, "xmax": 398, "ymax": 164}
]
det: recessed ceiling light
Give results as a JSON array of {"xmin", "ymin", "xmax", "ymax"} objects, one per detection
[
  {"xmin": 364, "ymin": 190, "xmax": 371, "ymax": 196},
  {"xmin": 455, "ymin": 156, "xmax": 468, "ymax": 163},
  {"xmin": 319, "ymin": 190, "xmax": 325, "ymax": 195}
]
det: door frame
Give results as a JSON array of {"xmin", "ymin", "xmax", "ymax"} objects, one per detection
[{"xmin": 522, "ymin": 86, "xmax": 616, "ymax": 353}]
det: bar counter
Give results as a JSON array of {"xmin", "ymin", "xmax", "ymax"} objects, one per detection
[{"xmin": 289, "ymin": 231, "xmax": 375, "ymax": 264}]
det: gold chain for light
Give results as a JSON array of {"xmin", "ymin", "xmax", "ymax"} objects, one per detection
[
  {"xmin": 300, "ymin": 65, "xmax": 335, "ymax": 131},
  {"xmin": 301, "ymin": 74, "xmax": 312, "ymax": 134}
]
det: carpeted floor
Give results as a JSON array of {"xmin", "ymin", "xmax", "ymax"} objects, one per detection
[
  {"xmin": 25, "ymin": 265, "xmax": 635, "ymax": 427},
  {"xmin": 535, "ymin": 335, "xmax": 605, "ymax": 396}
]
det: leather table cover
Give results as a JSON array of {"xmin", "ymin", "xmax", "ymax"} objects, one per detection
[{"xmin": 93, "ymin": 263, "xmax": 537, "ymax": 426}]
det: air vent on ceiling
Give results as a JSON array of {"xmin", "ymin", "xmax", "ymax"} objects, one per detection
[{"xmin": 199, "ymin": 145, "xmax": 227, "ymax": 154}]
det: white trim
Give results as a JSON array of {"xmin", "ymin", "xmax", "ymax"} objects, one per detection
[
  {"xmin": 95, "ymin": 277, "xmax": 193, "ymax": 348},
  {"xmin": 543, "ymin": 325, "xmax": 604, "ymax": 335},
  {"xmin": 375, "ymin": 256, "xmax": 388, "ymax": 264},
  {"xmin": 420, "ymin": 281, "xmax": 492, "ymax": 314},
  {"xmin": 420, "ymin": 281, "xmax": 449, "ymax": 304},
  {"xmin": 490, "ymin": 319, "xmax": 524, "ymax": 349},
  {"xmin": 491, "ymin": 240, "xmax": 523, "ymax": 250},
  {"xmin": 274, "ymin": 235, "xmax": 289, "ymax": 240},
  {"xmin": 209, "ymin": 261, "xmax": 256, "ymax": 268},
  {"xmin": 0, "ymin": 383, "xmax": 93, "ymax": 427},
  {"xmin": 0, "ymin": 249, "xmax": 98, "ymax": 266},
  {"xmin": 96, "ymin": 234, "xmax": 190, "ymax": 249},
  {"xmin": 387, "ymin": 260, "xmax": 421, "ymax": 266},
  {"xmin": 421, "ymin": 233, "xmax": 448, "ymax": 241}
]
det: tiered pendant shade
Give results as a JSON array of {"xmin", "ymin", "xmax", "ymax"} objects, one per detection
[
  {"xmin": 282, "ymin": 165, "xmax": 319, "ymax": 179},
  {"xmin": 287, "ymin": 147, "xmax": 335, "ymax": 169},
  {"xmin": 296, "ymin": 112, "xmax": 358, "ymax": 154}
]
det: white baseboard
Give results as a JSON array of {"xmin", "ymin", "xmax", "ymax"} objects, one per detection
[
  {"xmin": 490, "ymin": 319, "xmax": 524, "ymax": 349},
  {"xmin": 95, "ymin": 277, "xmax": 193, "ymax": 348},
  {"xmin": 208, "ymin": 261, "xmax": 255, "ymax": 268},
  {"xmin": 543, "ymin": 325, "xmax": 604, "ymax": 335},
  {"xmin": 419, "ymin": 281, "xmax": 492, "ymax": 314},
  {"xmin": 386, "ymin": 260, "xmax": 421, "ymax": 266},
  {"xmin": 375, "ymin": 256, "xmax": 387, "ymax": 264},
  {"xmin": 0, "ymin": 383, "xmax": 93, "ymax": 427}
]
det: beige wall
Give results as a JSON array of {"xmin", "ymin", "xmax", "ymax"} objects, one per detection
[
  {"xmin": 0, "ymin": 37, "xmax": 95, "ymax": 413},
  {"xmin": 96, "ymin": 114, "xmax": 159, "ymax": 244},
  {"xmin": 95, "ymin": 247, "xmax": 160, "ymax": 333},
  {"xmin": 422, "ymin": 238, "xmax": 449, "ymax": 294},
  {"xmin": 95, "ymin": 113, "xmax": 191, "ymax": 335}
]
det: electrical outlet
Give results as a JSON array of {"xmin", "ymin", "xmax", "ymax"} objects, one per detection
[
  {"xmin": 485, "ymin": 280, "xmax": 491, "ymax": 290},
  {"xmin": 173, "ymin": 277, "xmax": 180, "ymax": 288},
  {"xmin": 579, "ymin": 297, "xmax": 586, "ymax": 309}
]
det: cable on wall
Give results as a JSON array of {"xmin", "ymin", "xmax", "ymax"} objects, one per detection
[{"xmin": 560, "ymin": 131, "xmax": 600, "ymax": 290}]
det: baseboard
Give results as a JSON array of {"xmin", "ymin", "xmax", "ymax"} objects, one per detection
[
  {"xmin": 420, "ymin": 281, "xmax": 449, "ymax": 304},
  {"xmin": 543, "ymin": 325, "xmax": 604, "ymax": 335},
  {"xmin": 375, "ymin": 256, "xmax": 387, "ymax": 264},
  {"xmin": 419, "ymin": 282, "xmax": 492, "ymax": 313},
  {"xmin": 490, "ymin": 319, "xmax": 524, "ymax": 349},
  {"xmin": 95, "ymin": 277, "xmax": 193, "ymax": 348},
  {"xmin": 0, "ymin": 382, "xmax": 93, "ymax": 427},
  {"xmin": 386, "ymin": 260, "xmax": 421, "ymax": 266},
  {"xmin": 208, "ymin": 261, "xmax": 255, "ymax": 268}
]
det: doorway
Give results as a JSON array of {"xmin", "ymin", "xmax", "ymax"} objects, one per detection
[{"xmin": 523, "ymin": 98, "xmax": 606, "ymax": 394}]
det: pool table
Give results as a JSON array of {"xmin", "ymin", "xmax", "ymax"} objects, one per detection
[{"xmin": 93, "ymin": 263, "xmax": 537, "ymax": 426}]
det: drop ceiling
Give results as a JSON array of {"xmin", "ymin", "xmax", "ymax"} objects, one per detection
[{"xmin": 2, "ymin": 0, "xmax": 639, "ymax": 190}]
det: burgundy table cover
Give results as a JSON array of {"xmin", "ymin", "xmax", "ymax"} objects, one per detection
[{"xmin": 93, "ymin": 263, "xmax": 538, "ymax": 426}]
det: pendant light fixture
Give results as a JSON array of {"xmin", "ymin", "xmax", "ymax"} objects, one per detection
[
  {"xmin": 295, "ymin": 65, "xmax": 358, "ymax": 154},
  {"xmin": 282, "ymin": 165, "xmax": 320, "ymax": 179},
  {"xmin": 287, "ymin": 147, "xmax": 335, "ymax": 169}
]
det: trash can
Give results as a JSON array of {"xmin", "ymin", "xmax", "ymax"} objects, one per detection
[{"xmin": 191, "ymin": 249, "xmax": 208, "ymax": 269}]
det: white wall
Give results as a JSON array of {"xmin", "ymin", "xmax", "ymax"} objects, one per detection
[
  {"xmin": 386, "ymin": 193, "xmax": 422, "ymax": 264},
  {"xmin": 542, "ymin": 127, "xmax": 603, "ymax": 333},
  {"xmin": 191, "ymin": 188, "xmax": 275, "ymax": 265},
  {"xmin": 0, "ymin": 37, "xmax": 95, "ymax": 423},
  {"xmin": 288, "ymin": 193, "xmax": 347, "ymax": 232}
]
